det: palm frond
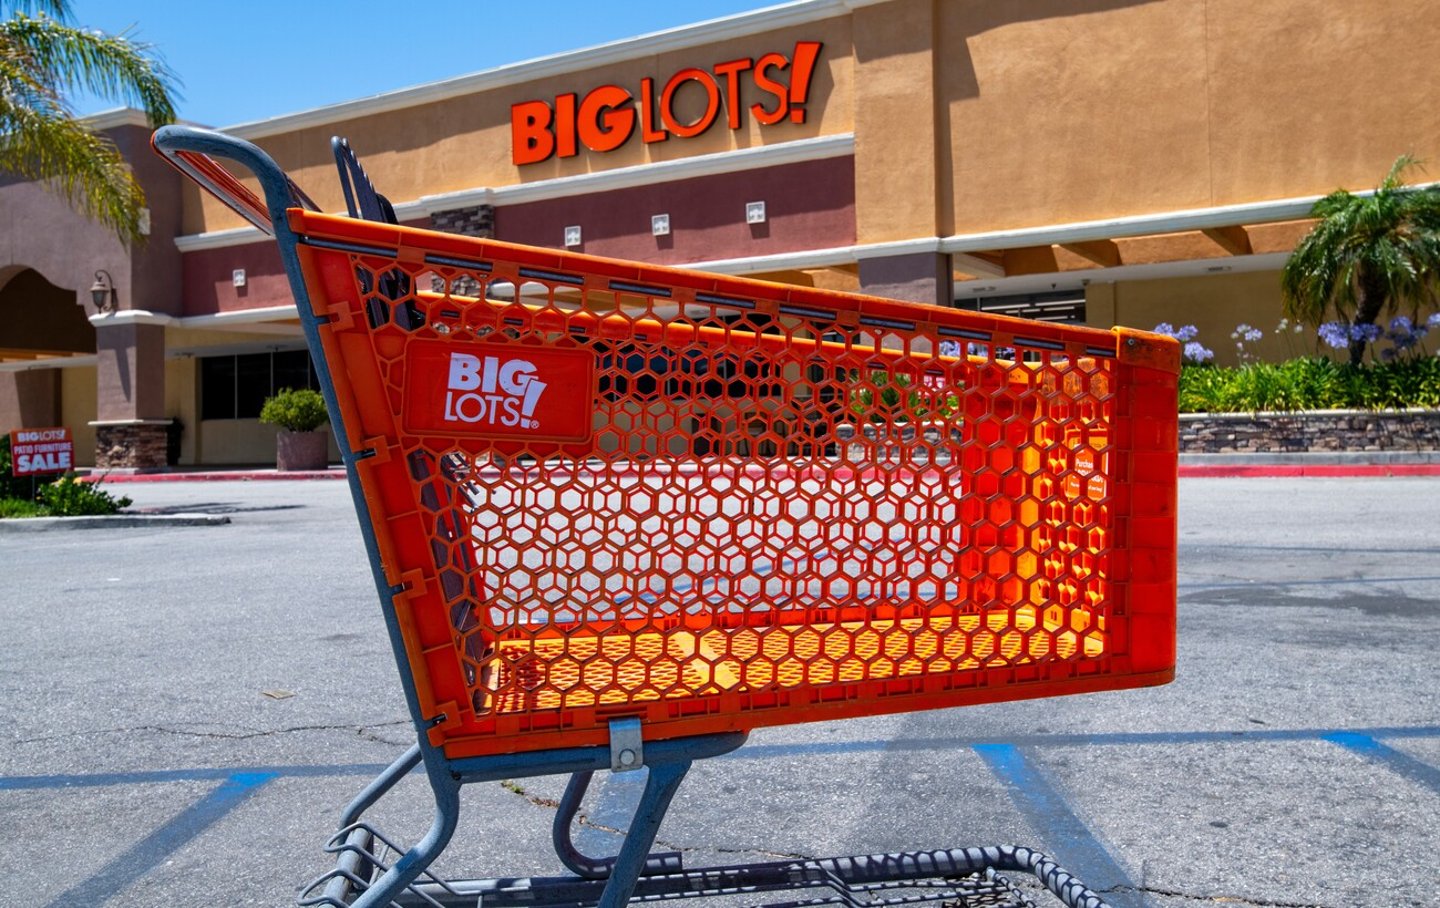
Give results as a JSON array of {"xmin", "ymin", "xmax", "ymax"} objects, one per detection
[
  {"xmin": 1282, "ymin": 154, "xmax": 1440, "ymax": 328},
  {"xmin": 0, "ymin": 97, "xmax": 147, "ymax": 242},
  {"xmin": 0, "ymin": 1, "xmax": 68, "ymax": 18},
  {"xmin": 1, "ymin": 13, "xmax": 178, "ymax": 125}
]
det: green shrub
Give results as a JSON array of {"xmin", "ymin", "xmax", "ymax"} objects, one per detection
[
  {"xmin": 849, "ymin": 372, "xmax": 961, "ymax": 424},
  {"xmin": 38, "ymin": 475, "xmax": 131, "ymax": 516},
  {"xmin": 0, "ymin": 497, "xmax": 45, "ymax": 518},
  {"xmin": 1179, "ymin": 356, "xmax": 1440, "ymax": 412},
  {"xmin": 259, "ymin": 388, "xmax": 328, "ymax": 432},
  {"xmin": 0, "ymin": 436, "xmax": 35, "ymax": 500}
]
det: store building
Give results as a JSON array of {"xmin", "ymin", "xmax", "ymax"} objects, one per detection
[{"xmin": 3, "ymin": 0, "xmax": 1438, "ymax": 468}]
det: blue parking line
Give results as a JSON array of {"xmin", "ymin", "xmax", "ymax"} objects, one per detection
[
  {"xmin": 4, "ymin": 726, "xmax": 1440, "ymax": 791},
  {"xmin": 0, "ymin": 762, "xmax": 385, "ymax": 791},
  {"xmin": 974, "ymin": 744, "xmax": 1148, "ymax": 908},
  {"xmin": 40, "ymin": 771, "xmax": 277, "ymax": 908},
  {"xmin": 1324, "ymin": 732, "xmax": 1440, "ymax": 796},
  {"xmin": 731, "ymin": 724, "xmax": 1440, "ymax": 761}
]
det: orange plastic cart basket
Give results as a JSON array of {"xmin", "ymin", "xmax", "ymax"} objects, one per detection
[{"xmin": 282, "ymin": 210, "xmax": 1178, "ymax": 760}]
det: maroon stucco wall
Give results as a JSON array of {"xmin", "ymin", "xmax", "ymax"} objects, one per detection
[
  {"xmin": 182, "ymin": 156, "xmax": 856, "ymax": 316},
  {"xmin": 495, "ymin": 155, "xmax": 856, "ymax": 264}
]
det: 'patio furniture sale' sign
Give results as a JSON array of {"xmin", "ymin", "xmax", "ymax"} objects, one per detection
[{"xmin": 9, "ymin": 427, "xmax": 74, "ymax": 476}]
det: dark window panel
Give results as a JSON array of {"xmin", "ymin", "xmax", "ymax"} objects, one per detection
[{"xmin": 200, "ymin": 356, "xmax": 236, "ymax": 420}]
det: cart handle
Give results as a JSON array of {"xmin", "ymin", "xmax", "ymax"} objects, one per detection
[{"xmin": 151, "ymin": 125, "xmax": 320, "ymax": 236}]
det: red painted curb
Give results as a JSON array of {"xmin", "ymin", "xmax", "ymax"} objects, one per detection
[{"xmin": 1179, "ymin": 464, "xmax": 1440, "ymax": 478}]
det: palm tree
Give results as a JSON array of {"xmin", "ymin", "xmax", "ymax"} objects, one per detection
[
  {"xmin": 0, "ymin": 0, "xmax": 179, "ymax": 243},
  {"xmin": 1282, "ymin": 155, "xmax": 1440, "ymax": 366}
]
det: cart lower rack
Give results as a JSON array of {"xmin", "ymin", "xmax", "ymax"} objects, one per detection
[{"xmin": 153, "ymin": 125, "xmax": 1178, "ymax": 908}]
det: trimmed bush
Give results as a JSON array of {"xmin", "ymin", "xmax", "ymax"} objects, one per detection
[{"xmin": 259, "ymin": 388, "xmax": 329, "ymax": 432}]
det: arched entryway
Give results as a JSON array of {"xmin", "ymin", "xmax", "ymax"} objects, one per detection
[{"xmin": 0, "ymin": 267, "xmax": 98, "ymax": 463}]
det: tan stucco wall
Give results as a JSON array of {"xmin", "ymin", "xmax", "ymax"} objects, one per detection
[
  {"xmin": 190, "ymin": 16, "xmax": 855, "ymax": 234},
  {"xmin": 164, "ymin": 357, "xmax": 198, "ymax": 465},
  {"xmin": 194, "ymin": 419, "xmax": 277, "ymax": 465},
  {"xmin": 193, "ymin": 419, "xmax": 340, "ymax": 466},
  {"xmin": 937, "ymin": 0, "xmax": 1440, "ymax": 239},
  {"xmin": 851, "ymin": 0, "xmax": 942, "ymax": 243},
  {"xmin": 1087, "ymin": 269, "xmax": 1319, "ymax": 367},
  {"xmin": 59, "ymin": 366, "xmax": 96, "ymax": 468}
]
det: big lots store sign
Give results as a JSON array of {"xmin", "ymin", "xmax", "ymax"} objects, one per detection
[{"xmin": 511, "ymin": 41, "xmax": 822, "ymax": 165}]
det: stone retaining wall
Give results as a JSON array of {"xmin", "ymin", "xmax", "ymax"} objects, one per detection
[
  {"xmin": 1179, "ymin": 409, "xmax": 1440, "ymax": 454},
  {"xmin": 834, "ymin": 412, "xmax": 1440, "ymax": 459}
]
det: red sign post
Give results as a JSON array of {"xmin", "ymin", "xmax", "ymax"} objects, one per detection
[{"xmin": 9, "ymin": 427, "xmax": 75, "ymax": 476}]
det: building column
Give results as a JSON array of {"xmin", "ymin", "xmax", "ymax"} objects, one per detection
[
  {"xmin": 90, "ymin": 316, "xmax": 168, "ymax": 470},
  {"xmin": 858, "ymin": 252, "xmax": 954, "ymax": 308},
  {"xmin": 0, "ymin": 369, "xmax": 61, "ymax": 431}
]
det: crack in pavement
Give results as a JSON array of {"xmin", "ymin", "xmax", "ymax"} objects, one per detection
[
  {"xmin": 1105, "ymin": 884, "xmax": 1338, "ymax": 908},
  {"xmin": 494, "ymin": 781, "xmax": 812, "ymax": 862},
  {"xmin": 11, "ymin": 719, "xmax": 412, "ymax": 745}
]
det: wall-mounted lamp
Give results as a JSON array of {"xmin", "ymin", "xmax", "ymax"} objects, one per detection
[
  {"xmin": 745, "ymin": 201, "xmax": 767, "ymax": 225},
  {"xmin": 651, "ymin": 214, "xmax": 671, "ymax": 236},
  {"xmin": 564, "ymin": 225, "xmax": 582, "ymax": 247},
  {"xmin": 90, "ymin": 270, "xmax": 118, "ymax": 313},
  {"xmin": 233, "ymin": 268, "xmax": 247, "ymax": 288}
]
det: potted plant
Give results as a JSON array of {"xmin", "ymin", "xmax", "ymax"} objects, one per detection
[{"xmin": 259, "ymin": 388, "xmax": 330, "ymax": 471}]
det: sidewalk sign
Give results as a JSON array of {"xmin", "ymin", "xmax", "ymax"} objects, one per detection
[{"xmin": 9, "ymin": 427, "xmax": 74, "ymax": 476}]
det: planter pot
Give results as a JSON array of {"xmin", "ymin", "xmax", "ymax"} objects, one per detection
[{"xmin": 275, "ymin": 429, "xmax": 330, "ymax": 471}]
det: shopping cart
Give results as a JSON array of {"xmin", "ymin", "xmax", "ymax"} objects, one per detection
[{"xmin": 153, "ymin": 125, "xmax": 1179, "ymax": 908}]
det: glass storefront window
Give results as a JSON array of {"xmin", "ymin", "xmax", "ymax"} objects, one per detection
[{"xmin": 199, "ymin": 349, "xmax": 319, "ymax": 419}]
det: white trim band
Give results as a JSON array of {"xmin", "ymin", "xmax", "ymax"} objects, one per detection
[
  {"xmin": 89, "ymin": 310, "xmax": 176, "ymax": 328},
  {"xmin": 0, "ymin": 354, "xmax": 98, "ymax": 373},
  {"xmin": 937, "ymin": 182, "xmax": 1439, "ymax": 253}
]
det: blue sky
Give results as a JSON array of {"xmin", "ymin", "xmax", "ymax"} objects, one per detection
[{"xmin": 66, "ymin": 1, "xmax": 778, "ymax": 127}]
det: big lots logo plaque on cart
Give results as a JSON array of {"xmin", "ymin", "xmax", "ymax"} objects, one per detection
[{"xmin": 402, "ymin": 341, "xmax": 595, "ymax": 444}]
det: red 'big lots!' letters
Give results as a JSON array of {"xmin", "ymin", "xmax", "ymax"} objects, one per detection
[{"xmin": 511, "ymin": 41, "xmax": 822, "ymax": 166}]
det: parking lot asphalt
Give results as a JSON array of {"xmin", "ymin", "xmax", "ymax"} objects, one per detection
[{"xmin": 2, "ymin": 476, "xmax": 1437, "ymax": 908}]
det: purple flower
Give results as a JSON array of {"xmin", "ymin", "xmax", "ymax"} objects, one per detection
[
  {"xmin": 1183, "ymin": 341, "xmax": 1213, "ymax": 363},
  {"xmin": 1318, "ymin": 322, "xmax": 1350, "ymax": 350},
  {"xmin": 1385, "ymin": 316, "xmax": 1426, "ymax": 350},
  {"xmin": 1350, "ymin": 323, "xmax": 1382, "ymax": 343},
  {"xmin": 1429, "ymin": 312, "xmax": 1440, "ymax": 328},
  {"xmin": 1153, "ymin": 322, "xmax": 1200, "ymax": 344}
]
